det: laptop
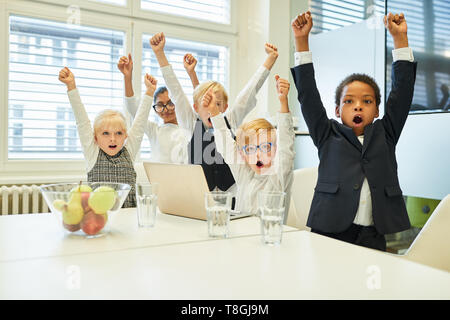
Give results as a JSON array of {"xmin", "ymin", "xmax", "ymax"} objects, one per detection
[{"xmin": 143, "ymin": 162, "xmax": 251, "ymax": 221}]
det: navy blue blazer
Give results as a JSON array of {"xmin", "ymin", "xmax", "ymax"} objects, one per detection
[{"xmin": 291, "ymin": 60, "xmax": 417, "ymax": 234}]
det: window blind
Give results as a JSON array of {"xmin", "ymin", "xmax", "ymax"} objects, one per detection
[
  {"xmin": 140, "ymin": 0, "xmax": 230, "ymax": 24},
  {"xmin": 386, "ymin": 0, "xmax": 450, "ymax": 112},
  {"xmin": 8, "ymin": 15, "xmax": 125, "ymax": 159},
  {"xmin": 139, "ymin": 34, "xmax": 228, "ymax": 155},
  {"xmin": 310, "ymin": 0, "xmax": 385, "ymax": 34}
]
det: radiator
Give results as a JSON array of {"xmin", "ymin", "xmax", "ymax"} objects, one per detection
[{"xmin": 0, "ymin": 185, "xmax": 49, "ymax": 215}]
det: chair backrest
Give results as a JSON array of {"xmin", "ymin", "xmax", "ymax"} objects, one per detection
[
  {"xmin": 403, "ymin": 194, "xmax": 450, "ymax": 272},
  {"xmin": 286, "ymin": 167, "xmax": 318, "ymax": 231}
]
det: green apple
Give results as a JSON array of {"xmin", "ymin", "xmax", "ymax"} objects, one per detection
[{"xmin": 88, "ymin": 186, "xmax": 117, "ymax": 214}]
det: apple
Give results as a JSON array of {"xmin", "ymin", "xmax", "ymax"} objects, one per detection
[
  {"xmin": 81, "ymin": 209, "xmax": 106, "ymax": 235},
  {"xmin": 88, "ymin": 186, "xmax": 117, "ymax": 214}
]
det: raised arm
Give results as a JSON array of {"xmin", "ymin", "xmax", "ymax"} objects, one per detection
[
  {"xmin": 183, "ymin": 53, "xmax": 200, "ymax": 89},
  {"xmin": 150, "ymin": 32, "xmax": 196, "ymax": 133},
  {"xmin": 118, "ymin": 53, "xmax": 134, "ymax": 98},
  {"xmin": 204, "ymin": 90, "xmax": 244, "ymax": 180},
  {"xmin": 274, "ymin": 75, "xmax": 295, "ymax": 189},
  {"xmin": 290, "ymin": 11, "xmax": 331, "ymax": 147},
  {"xmin": 58, "ymin": 67, "xmax": 98, "ymax": 169},
  {"xmin": 126, "ymin": 73, "xmax": 156, "ymax": 160},
  {"xmin": 226, "ymin": 43, "xmax": 278, "ymax": 130},
  {"xmin": 382, "ymin": 12, "xmax": 417, "ymax": 143}
]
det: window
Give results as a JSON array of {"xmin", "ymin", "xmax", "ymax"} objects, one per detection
[
  {"xmin": 385, "ymin": 0, "xmax": 450, "ymax": 113},
  {"xmin": 140, "ymin": 0, "xmax": 230, "ymax": 24},
  {"xmin": 310, "ymin": 0, "xmax": 385, "ymax": 34},
  {"xmin": 8, "ymin": 15, "xmax": 125, "ymax": 159},
  {"xmin": 139, "ymin": 34, "xmax": 228, "ymax": 155}
]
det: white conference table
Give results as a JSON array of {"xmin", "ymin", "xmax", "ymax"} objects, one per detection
[
  {"xmin": 1, "ymin": 209, "xmax": 450, "ymax": 300},
  {"xmin": 0, "ymin": 208, "xmax": 286, "ymax": 262}
]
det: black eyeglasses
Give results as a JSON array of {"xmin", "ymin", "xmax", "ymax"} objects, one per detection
[{"xmin": 153, "ymin": 100, "xmax": 175, "ymax": 113}]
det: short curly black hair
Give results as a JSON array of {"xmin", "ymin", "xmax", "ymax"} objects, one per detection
[{"xmin": 335, "ymin": 73, "xmax": 381, "ymax": 107}]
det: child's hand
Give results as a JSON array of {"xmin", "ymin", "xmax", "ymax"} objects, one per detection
[
  {"xmin": 202, "ymin": 89, "xmax": 220, "ymax": 118},
  {"xmin": 58, "ymin": 67, "xmax": 76, "ymax": 91},
  {"xmin": 265, "ymin": 43, "xmax": 278, "ymax": 58},
  {"xmin": 144, "ymin": 73, "xmax": 157, "ymax": 97},
  {"xmin": 291, "ymin": 11, "xmax": 313, "ymax": 38},
  {"xmin": 275, "ymin": 75, "xmax": 290, "ymax": 113},
  {"xmin": 183, "ymin": 53, "xmax": 197, "ymax": 74},
  {"xmin": 384, "ymin": 12, "xmax": 408, "ymax": 48},
  {"xmin": 150, "ymin": 32, "xmax": 166, "ymax": 53},
  {"xmin": 117, "ymin": 53, "xmax": 133, "ymax": 78}
]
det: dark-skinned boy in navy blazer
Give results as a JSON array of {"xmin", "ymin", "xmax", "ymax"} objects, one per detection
[{"xmin": 290, "ymin": 11, "xmax": 417, "ymax": 251}]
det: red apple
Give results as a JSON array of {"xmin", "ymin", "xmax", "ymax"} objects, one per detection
[
  {"xmin": 81, "ymin": 210, "xmax": 106, "ymax": 235},
  {"xmin": 81, "ymin": 192, "xmax": 90, "ymax": 210},
  {"xmin": 63, "ymin": 222, "xmax": 81, "ymax": 232}
]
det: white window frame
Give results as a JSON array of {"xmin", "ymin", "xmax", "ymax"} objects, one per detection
[{"xmin": 0, "ymin": 0, "xmax": 237, "ymax": 185}]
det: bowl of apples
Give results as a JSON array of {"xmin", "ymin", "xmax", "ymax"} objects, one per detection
[{"xmin": 40, "ymin": 182, "xmax": 131, "ymax": 238}]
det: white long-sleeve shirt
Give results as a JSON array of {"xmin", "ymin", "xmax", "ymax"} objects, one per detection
[
  {"xmin": 211, "ymin": 112, "xmax": 295, "ymax": 216},
  {"xmin": 67, "ymin": 89, "xmax": 152, "ymax": 173},
  {"xmin": 124, "ymin": 96, "xmax": 189, "ymax": 164},
  {"xmin": 294, "ymin": 47, "xmax": 414, "ymax": 226}
]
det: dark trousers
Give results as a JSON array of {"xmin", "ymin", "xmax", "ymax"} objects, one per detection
[{"xmin": 311, "ymin": 224, "xmax": 386, "ymax": 252}]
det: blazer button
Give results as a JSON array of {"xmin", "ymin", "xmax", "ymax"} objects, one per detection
[
  {"xmin": 353, "ymin": 183, "xmax": 360, "ymax": 190},
  {"xmin": 363, "ymin": 158, "xmax": 369, "ymax": 164}
]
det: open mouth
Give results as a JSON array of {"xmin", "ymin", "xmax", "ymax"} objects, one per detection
[
  {"xmin": 109, "ymin": 145, "xmax": 117, "ymax": 149},
  {"xmin": 256, "ymin": 161, "xmax": 264, "ymax": 168},
  {"xmin": 353, "ymin": 115, "xmax": 363, "ymax": 124}
]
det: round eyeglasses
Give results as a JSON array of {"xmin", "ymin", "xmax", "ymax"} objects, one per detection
[
  {"xmin": 153, "ymin": 100, "xmax": 175, "ymax": 113},
  {"xmin": 242, "ymin": 142, "xmax": 273, "ymax": 155}
]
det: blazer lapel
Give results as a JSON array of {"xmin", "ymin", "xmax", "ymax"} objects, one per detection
[
  {"xmin": 362, "ymin": 122, "xmax": 375, "ymax": 155},
  {"xmin": 339, "ymin": 124, "xmax": 362, "ymax": 152}
]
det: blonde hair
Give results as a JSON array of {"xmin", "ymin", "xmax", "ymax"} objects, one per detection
[
  {"xmin": 236, "ymin": 118, "xmax": 276, "ymax": 147},
  {"xmin": 93, "ymin": 109, "xmax": 127, "ymax": 135},
  {"xmin": 193, "ymin": 81, "xmax": 228, "ymax": 106}
]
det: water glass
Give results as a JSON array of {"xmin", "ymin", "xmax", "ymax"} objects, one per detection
[
  {"xmin": 136, "ymin": 182, "xmax": 158, "ymax": 228},
  {"xmin": 258, "ymin": 191, "xmax": 286, "ymax": 245},
  {"xmin": 205, "ymin": 191, "xmax": 232, "ymax": 238}
]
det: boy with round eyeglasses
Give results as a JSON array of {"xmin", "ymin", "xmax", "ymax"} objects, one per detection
[{"xmin": 206, "ymin": 75, "xmax": 295, "ymax": 216}]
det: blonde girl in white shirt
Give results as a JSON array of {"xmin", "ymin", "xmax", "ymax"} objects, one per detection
[{"xmin": 58, "ymin": 67, "xmax": 156, "ymax": 207}]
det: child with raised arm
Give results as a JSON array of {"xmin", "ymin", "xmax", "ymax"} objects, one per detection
[
  {"xmin": 207, "ymin": 75, "xmax": 295, "ymax": 215},
  {"xmin": 58, "ymin": 67, "xmax": 156, "ymax": 207},
  {"xmin": 290, "ymin": 12, "xmax": 417, "ymax": 251},
  {"xmin": 118, "ymin": 54, "xmax": 189, "ymax": 164},
  {"xmin": 150, "ymin": 32, "xmax": 279, "ymax": 195}
]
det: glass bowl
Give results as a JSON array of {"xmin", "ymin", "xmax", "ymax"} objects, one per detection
[{"xmin": 40, "ymin": 182, "xmax": 131, "ymax": 238}]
